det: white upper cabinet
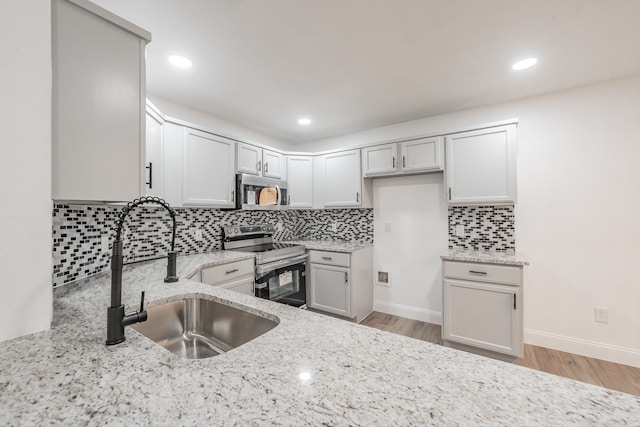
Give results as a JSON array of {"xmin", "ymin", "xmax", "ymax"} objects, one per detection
[
  {"xmin": 183, "ymin": 128, "xmax": 235, "ymax": 208},
  {"xmin": 236, "ymin": 143, "xmax": 261, "ymax": 175},
  {"xmin": 362, "ymin": 144, "xmax": 398, "ymax": 176},
  {"xmin": 324, "ymin": 150, "xmax": 362, "ymax": 207},
  {"xmin": 263, "ymin": 149, "xmax": 285, "ymax": 179},
  {"xmin": 362, "ymin": 137, "xmax": 443, "ymax": 177},
  {"xmin": 236, "ymin": 143, "xmax": 285, "ymax": 180},
  {"xmin": 445, "ymin": 124, "xmax": 517, "ymax": 205},
  {"xmin": 286, "ymin": 156, "xmax": 314, "ymax": 208},
  {"xmin": 145, "ymin": 103, "xmax": 164, "ymax": 198},
  {"xmin": 400, "ymin": 137, "xmax": 443, "ymax": 172},
  {"xmin": 52, "ymin": 0, "xmax": 151, "ymax": 202}
]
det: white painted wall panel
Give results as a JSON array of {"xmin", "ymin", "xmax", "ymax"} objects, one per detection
[
  {"xmin": 372, "ymin": 174, "xmax": 448, "ymax": 324},
  {"xmin": 0, "ymin": 2, "xmax": 53, "ymax": 341}
]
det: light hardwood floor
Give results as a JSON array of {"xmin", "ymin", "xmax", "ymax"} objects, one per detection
[{"xmin": 360, "ymin": 311, "xmax": 640, "ymax": 397}]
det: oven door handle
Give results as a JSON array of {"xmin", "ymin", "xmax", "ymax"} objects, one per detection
[{"xmin": 255, "ymin": 253, "xmax": 308, "ymax": 275}]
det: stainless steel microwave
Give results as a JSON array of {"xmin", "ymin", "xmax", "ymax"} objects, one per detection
[{"xmin": 233, "ymin": 174, "xmax": 288, "ymax": 210}]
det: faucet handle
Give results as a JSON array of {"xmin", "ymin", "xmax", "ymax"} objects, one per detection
[{"xmin": 139, "ymin": 291, "xmax": 145, "ymax": 312}]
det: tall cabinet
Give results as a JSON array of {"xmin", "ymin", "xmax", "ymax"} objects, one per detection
[{"xmin": 52, "ymin": 0, "xmax": 151, "ymax": 202}]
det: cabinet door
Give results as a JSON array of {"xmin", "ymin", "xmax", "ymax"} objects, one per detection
[
  {"xmin": 324, "ymin": 150, "xmax": 362, "ymax": 207},
  {"xmin": 145, "ymin": 109, "xmax": 163, "ymax": 198},
  {"xmin": 236, "ymin": 143, "xmax": 261, "ymax": 175},
  {"xmin": 162, "ymin": 123, "xmax": 184, "ymax": 207},
  {"xmin": 263, "ymin": 149, "xmax": 285, "ymax": 179},
  {"xmin": 308, "ymin": 264, "xmax": 350, "ymax": 317},
  {"xmin": 52, "ymin": 0, "xmax": 148, "ymax": 202},
  {"xmin": 401, "ymin": 137, "xmax": 443, "ymax": 172},
  {"xmin": 362, "ymin": 143, "xmax": 398, "ymax": 176},
  {"xmin": 287, "ymin": 156, "xmax": 314, "ymax": 208},
  {"xmin": 183, "ymin": 128, "xmax": 235, "ymax": 207},
  {"xmin": 443, "ymin": 278, "xmax": 522, "ymax": 356},
  {"xmin": 445, "ymin": 124, "xmax": 517, "ymax": 204}
]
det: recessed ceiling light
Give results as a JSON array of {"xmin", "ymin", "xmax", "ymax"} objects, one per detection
[
  {"xmin": 169, "ymin": 55, "xmax": 192, "ymax": 69},
  {"xmin": 298, "ymin": 118, "xmax": 311, "ymax": 125},
  {"xmin": 512, "ymin": 57, "xmax": 537, "ymax": 71}
]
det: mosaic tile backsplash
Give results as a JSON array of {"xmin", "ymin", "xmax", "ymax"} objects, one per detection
[
  {"xmin": 52, "ymin": 205, "xmax": 373, "ymax": 287},
  {"xmin": 448, "ymin": 205, "xmax": 515, "ymax": 251}
]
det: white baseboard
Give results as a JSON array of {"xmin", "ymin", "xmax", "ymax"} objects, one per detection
[
  {"xmin": 373, "ymin": 300, "xmax": 442, "ymax": 325},
  {"xmin": 524, "ymin": 329, "xmax": 640, "ymax": 368}
]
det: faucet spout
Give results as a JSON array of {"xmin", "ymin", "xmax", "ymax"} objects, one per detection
[{"xmin": 106, "ymin": 196, "xmax": 178, "ymax": 345}]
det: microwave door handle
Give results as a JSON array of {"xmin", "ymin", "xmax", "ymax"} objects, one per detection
[{"xmin": 255, "ymin": 253, "xmax": 308, "ymax": 274}]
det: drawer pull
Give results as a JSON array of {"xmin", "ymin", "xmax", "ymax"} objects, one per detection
[
  {"xmin": 226, "ymin": 268, "xmax": 239, "ymax": 275},
  {"xmin": 322, "ymin": 257, "xmax": 333, "ymax": 261},
  {"xmin": 513, "ymin": 294, "xmax": 517, "ymax": 310},
  {"xmin": 469, "ymin": 270, "xmax": 487, "ymax": 275}
]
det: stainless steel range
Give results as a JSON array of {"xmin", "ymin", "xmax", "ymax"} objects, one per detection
[{"xmin": 223, "ymin": 224, "xmax": 307, "ymax": 308}]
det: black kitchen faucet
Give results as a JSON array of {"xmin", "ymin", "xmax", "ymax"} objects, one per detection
[{"xmin": 106, "ymin": 196, "xmax": 178, "ymax": 345}]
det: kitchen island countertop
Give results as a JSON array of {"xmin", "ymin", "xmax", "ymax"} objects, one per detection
[{"xmin": 1, "ymin": 251, "xmax": 638, "ymax": 425}]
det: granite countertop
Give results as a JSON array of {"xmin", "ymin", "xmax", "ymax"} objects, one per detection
[
  {"xmin": 441, "ymin": 248, "xmax": 530, "ymax": 266},
  {"xmin": 284, "ymin": 240, "xmax": 372, "ymax": 253},
  {"xmin": 1, "ymin": 251, "xmax": 639, "ymax": 425}
]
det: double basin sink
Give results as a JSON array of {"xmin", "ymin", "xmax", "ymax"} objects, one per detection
[{"xmin": 132, "ymin": 297, "xmax": 278, "ymax": 359}]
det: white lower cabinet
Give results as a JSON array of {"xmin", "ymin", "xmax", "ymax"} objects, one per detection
[
  {"xmin": 197, "ymin": 258, "xmax": 255, "ymax": 296},
  {"xmin": 442, "ymin": 260, "xmax": 523, "ymax": 359},
  {"xmin": 307, "ymin": 247, "xmax": 373, "ymax": 322}
]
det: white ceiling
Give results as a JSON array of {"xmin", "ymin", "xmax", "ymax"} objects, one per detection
[{"xmin": 91, "ymin": 0, "xmax": 640, "ymax": 144}]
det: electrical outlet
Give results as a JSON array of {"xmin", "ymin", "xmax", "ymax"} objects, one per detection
[
  {"xmin": 594, "ymin": 307, "xmax": 609, "ymax": 323},
  {"xmin": 455, "ymin": 225, "xmax": 465, "ymax": 237},
  {"xmin": 376, "ymin": 271, "xmax": 391, "ymax": 286},
  {"xmin": 100, "ymin": 235, "xmax": 109, "ymax": 253},
  {"xmin": 331, "ymin": 222, "xmax": 337, "ymax": 232},
  {"xmin": 384, "ymin": 222, "xmax": 391, "ymax": 232},
  {"xmin": 194, "ymin": 229, "xmax": 203, "ymax": 241}
]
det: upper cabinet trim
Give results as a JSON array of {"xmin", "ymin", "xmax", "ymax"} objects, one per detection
[{"xmin": 64, "ymin": 0, "xmax": 151, "ymax": 42}]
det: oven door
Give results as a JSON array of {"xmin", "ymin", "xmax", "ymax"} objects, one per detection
[{"xmin": 255, "ymin": 254, "xmax": 307, "ymax": 307}]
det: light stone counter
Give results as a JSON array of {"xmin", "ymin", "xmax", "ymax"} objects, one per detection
[
  {"xmin": 1, "ymin": 251, "xmax": 639, "ymax": 425},
  {"xmin": 441, "ymin": 248, "xmax": 530, "ymax": 266},
  {"xmin": 285, "ymin": 240, "xmax": 372, "ymax": 253}
]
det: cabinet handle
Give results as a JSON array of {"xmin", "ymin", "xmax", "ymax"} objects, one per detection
[
  {"xmin": 226, "ymin": 268, "xmax": 239, "ymax": 275},
  {"xmin": 287, "ymin": 195, "xmax": 291, "ymax": 205},
  {"xmin": 392, "ymin": 157, "xmax": 396, "ymax": 168},
  {"xmin": 145, "ymin": 162, "xmax": 153, "ymax": 189},
  {"xmin": 257, "ymin": 160, "xmax": 262, "ymax": 172},
  {"xmin": 469, "ymin": 270, "xmax": 487, "ymax": 275},
  {"xmin": 322, "ymin": 256, "xmax": 333, "ymax": 261},
  {"xmin": 231, "ymin": 190, "xmax": 235, "ymax": 202},
  {"xmin": 513, "ymin": 294, "xmax": 517, "ymax": 310},
  {"xmin": 448, "ymin": 187, "xmax": 452, "ymax": 200},
  {"xmin": 403, "ymin": 156, "xmax": 406, "ymax": 168},
  {"xmin": 356, "ymin": 192, "xmax": 360, "ymax": 203},
  {"xmin": 345, "ymin": 272, "xmax": 348, "ymax": 284},
  {"xmin": 265, "ymin": 162, "xmax": 269, "ymax": 173}
]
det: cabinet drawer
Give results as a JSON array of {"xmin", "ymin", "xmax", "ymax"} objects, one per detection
[
  {"xmin": 201, "ymin": 258, "xmax": 254, "ymax": 285},
  {"xmin": 309, "ymin": 250, "xmax": 350, "ymax": 267},
  {"xmin": 443, "ymin": 261, "xmax": 520, "ymax": 285}
]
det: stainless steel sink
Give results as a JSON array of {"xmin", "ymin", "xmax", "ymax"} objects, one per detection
[{"xmin": 131, "ymin": 297, "xmax": 278, "ymax": 359}]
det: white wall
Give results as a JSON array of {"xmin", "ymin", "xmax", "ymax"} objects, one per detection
[
  {"xmin": 304, "ymin": 74, "xmax": 640, "ymax": 367},
  {"xmin": 372, "ymin": 174, "xmax": 448, "ymax": 324},
  {"xmin": 147, "ymin": 94, "xmax": 295, "ymax": 152},
  {"xmin": 0, "ymin": 1, "xmax": 53, "ymax": 341}
]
